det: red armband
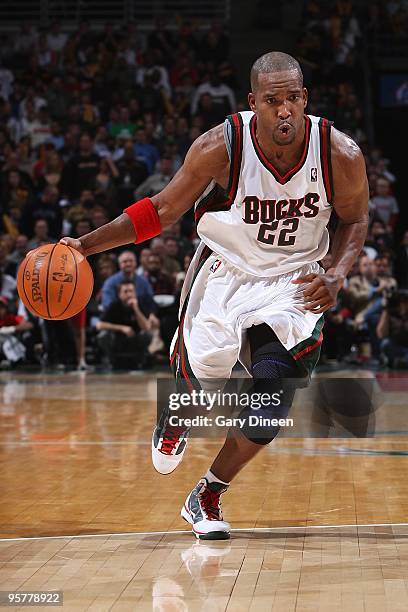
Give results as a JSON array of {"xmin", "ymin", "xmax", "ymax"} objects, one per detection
[{"xmin": 124, "ymin": 197, "xmax": 162, "ymax": 244}]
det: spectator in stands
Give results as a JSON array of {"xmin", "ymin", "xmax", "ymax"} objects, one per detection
[
  {"xmin": 0, "ymin": 266, "xmax": 16, "ymax": 301},
  {"xmin": 0, "ymin": 239, "xmax": 18, "ymax": 277},
  {"xmin": 61, "ymin": 132, "xmax": 100, "ymax": 199},
  {"xmin": 134, "ymin": 157, "xmax": 174, "ymax": 200},
  {"xmin": 93, "ymin": 253, "xmax": 118, "ymax": 304},
  {"xmin": 73, "ymin": 218, "xmax": 92, "ymax": 239},
  {"xmin": 1, "ymin": 168, "xmax": 33, "ymax": 214},
  {"xmin": 369, "ymin": 177, "xmax": 399, "ymax": 229},
  {"xmin": 175, "ymin": 253, "xmax": 193, "ymax": 290},
  {"xmin": 346, "ymin": 254, "xmax": 378, "ymax": 330},
  {"xmin": 101, "ymin": 250, "xmax": 156, "ymax": 311},
  {"xmin": 136, "ymin": 53, "xmax": 172, "ymax": 98},
  {"xmin": 133, "ymin": 127, "xmax": 160, "ymax": 175},
  {"xmin": 1, "ymin": 151, "xmax": 33, "ymax": 189},
  {"xmin": 163, "ymin": 236, "xmax": 182, "ymax": 276},
  {"xmin": 0, "ymin": 62, "xmax": 14, "ymax": 102},
  {"xmin": 46, "ymin": 22, "xmax": 68, "ymax": 54},
  {"xmin": 143, "ymin": 253, "xmax": 175, "ymax": 295},
  {"xmin": 93, "ymin": 157, "xmax": 119, "ymax": 202},
  {"xmin": 27, "ymin": 218, "xmax": 55, "ymax": 250},
  {"xmin": 91, "ymin": 206, "xmax": 109, "ymax": 229},
  {"xmin": 33, "ymin": 149, "xmax": 63, "ymax": 192},
  {"xmin": 20, "ymin": 86, "xmax": 46, "ymax": 118},
  {"xmin": 365, "ymin": 219, "xmax": 394, "ymax": 256},
  {"xmin": 6, "ymin": 234, "xmax": 28, "ymax": 276},
  {"xmin": 191, "ymin": 71, "xmax": 236, "ymax": 121},
  {"xmin": 395, "ymin": 230, "xmax": 408, "ymax": 289},
  {"xmin": 0, "ymin": 296, "xmax": 33, "ymax": 366},
  {"xmin": 96, "ymin": 281, "xmax": 153, "ymax": 369},
  {"xmin": 26, "ymin": 106, "xmax": 52, "ymax": 149},
  {"xmin": 20, "ymin": 184, "xmax": 62, "ymax": 239},
  {"xmin": 363, "ymin": 254, "xmax": 397, "ymax": 359},
  {"xmin": 94, "ymin": 125, "xmax": 111, "ymax": 158},
  {"xmin": 116, "ymin": 140, "xmax": 149, "ymax": 209},
  {"xmin": 377, "ymin": 291, "xmax": 408, "ymax": 368},
  {"xmin": 109, "ymin": 107, "xmax": 137, "ymax": 138},
  {"xmin": 136, "ymin": 247, "xmax": 152, "ymax": 276}
]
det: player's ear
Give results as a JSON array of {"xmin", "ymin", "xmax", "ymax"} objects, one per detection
[
  {"xmin": 302, "ymin": 87, "xmax": 308, "ymax": 109},
  {"xmin": 248, "ymin": 92, "xmax": 256, "ymax": 112}
]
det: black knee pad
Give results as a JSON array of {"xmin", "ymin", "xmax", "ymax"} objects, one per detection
[{"xmin": 240, "ymin": 336, "xmax": 302, "ymax": 445}]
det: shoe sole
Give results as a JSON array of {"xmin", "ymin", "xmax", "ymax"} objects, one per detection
[{"xmin": 181, "ymin": 505, "xmax": 231, "ymax": 540}]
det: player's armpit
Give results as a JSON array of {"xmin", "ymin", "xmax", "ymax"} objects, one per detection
[{"xmin": 152, "ymin": 123, "xmax": 229, "ymax": 228}]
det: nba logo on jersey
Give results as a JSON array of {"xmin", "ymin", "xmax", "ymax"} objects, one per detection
[
  {"xmin": 210, "ymin": 259, "xmax": 222, "ymax": 273},
  {"xmin": 311, "ymin": 167, "xmax": 318, "ymax": 181}
]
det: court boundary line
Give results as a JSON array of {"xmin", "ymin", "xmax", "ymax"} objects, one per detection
[{"xmin": 1, "ymin": 522, "xmax": 408, "ymax": 542}]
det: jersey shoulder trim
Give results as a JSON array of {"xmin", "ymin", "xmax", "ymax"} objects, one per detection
[
  {"xmin": 318, "ymin": 118, "xmax": 334, "ymax": 205},
  {"xmin": 195, "ymin": 113, "xmax": 243, "ymax": 223},
  {"xmin": 225, "ymin": 113, "xmax": 244, "ymax": 199},
  {"xmin": 249, "ymin": 114, "xmax": 312, "ymax": 184}
]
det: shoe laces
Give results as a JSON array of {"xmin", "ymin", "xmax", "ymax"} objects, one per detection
[
  {"xmin": 199, "ymin": 484, "xmax": 224, "ymax": 521},
  {"xmin": 159, "ymin": 426, "xmax": 185, "ymax": 455}
]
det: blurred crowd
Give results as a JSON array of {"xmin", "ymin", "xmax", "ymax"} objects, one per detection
[
  {"xmin": 0, "ymin": 13, "xmax": 406, "ymax": 370},
  {"xmin": 298, "ymin": 0, "xmax": 407, "ymax": 367}
]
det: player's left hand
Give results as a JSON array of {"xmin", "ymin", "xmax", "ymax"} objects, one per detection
[{"xmin": 292, "ymin": 273, "xmax": 342, "ymax": 314}]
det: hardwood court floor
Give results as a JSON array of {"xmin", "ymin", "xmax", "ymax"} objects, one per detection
[{"xmin": 0, "ymin": 370, "xmax": 408, "ymax": 611}]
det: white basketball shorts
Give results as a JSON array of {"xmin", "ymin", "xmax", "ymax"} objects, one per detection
[{"xmin": 170, "ymin": 243, "xmax": 324, "ymax": 384}]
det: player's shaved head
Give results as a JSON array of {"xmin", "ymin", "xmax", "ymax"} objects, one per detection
[{"xmin": 250, "ymin": 52, "xmax": 303, "ymax": 91}]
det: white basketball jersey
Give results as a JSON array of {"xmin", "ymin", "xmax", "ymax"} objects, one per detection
[{"xmin": 195, "ymin": 111, "xmax": 334, "ymax": 277}]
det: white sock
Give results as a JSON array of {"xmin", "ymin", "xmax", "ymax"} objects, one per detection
[{"xmin": 205, "ymin": 469, "xmax": 230, "ymax": 486}]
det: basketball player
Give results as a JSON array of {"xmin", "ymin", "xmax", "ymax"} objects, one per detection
[{"xmin": 61, "ymin": 52, "xmax": 369, "ymax": 540}]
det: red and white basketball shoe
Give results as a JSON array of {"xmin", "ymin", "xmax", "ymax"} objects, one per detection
[
  {"xmin": 181, "ymin": 478, "xmax": 231, "ymax": 540},
  {"xmin": 151, "ymin": 409, "xmax": 189, "ymax": 474}
]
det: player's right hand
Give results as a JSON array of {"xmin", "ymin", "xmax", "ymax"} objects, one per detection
[{"xmin": 59, "ymin": 237, "xmax": 86, "ymax": 256}]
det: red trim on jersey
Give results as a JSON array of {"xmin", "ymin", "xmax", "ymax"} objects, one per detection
[
  {"xmin": 180, "ymin": 339, "xmax": 193, "ymax": 392},
  {"xmin": 249, "ymin": 114, "xmax": 311, "ymax": 184},
  {"xmin": 226, "ymin": 113, "xmax": 243, "ymax": 204},
  {"xmin": 170, "ymin": 245, "xmax": 211, "ymax": 368},
  {"xmin": 292, "ymin": 332, "xmax": 323, "ymax": 361},
  {"xmin": 319, "ymin": 118, "xmax": 334, "ymax": 204}
]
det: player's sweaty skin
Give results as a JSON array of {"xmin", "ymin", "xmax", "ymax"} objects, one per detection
[{"xmin": 61, "ymin": 72, "xmax": 368, "ymax": 315}]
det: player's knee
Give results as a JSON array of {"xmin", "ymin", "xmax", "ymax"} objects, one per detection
[
  {"xmin": 251, "ymin": 339, "xmax": 301, "ymax": 381},
  {"xmin": 240, "ymin": 340, "xmax": 300, "ymax": 445}
]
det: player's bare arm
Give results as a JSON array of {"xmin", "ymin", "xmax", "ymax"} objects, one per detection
[
  {"xmin": 293, "ymin": 127, "xmax": 369, "ymax": 314},
  {"xmin": 60, "ymin": 125, "xmax": 229, "ymax": 256}
]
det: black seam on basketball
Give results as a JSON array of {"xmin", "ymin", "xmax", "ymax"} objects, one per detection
[
  {"xmin": 45, "ymin": 244, "xmax": 58, "ymax": 319},
  {"xmin": 57, "ymin": 245, "xmax": 79, "ymax": 318},
  {"xmin": 21, "ymin": 254, "xmax": 42, "ymax": 317}
]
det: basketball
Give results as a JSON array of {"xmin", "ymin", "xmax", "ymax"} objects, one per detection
[{"xmin": 17, "ymin": 243, "xmax": 94, "ymax": 320}]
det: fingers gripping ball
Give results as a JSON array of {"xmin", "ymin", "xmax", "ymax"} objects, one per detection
[{"xmin": 17, "ymin": 243, "xmax": 94, "ymax": 320}]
